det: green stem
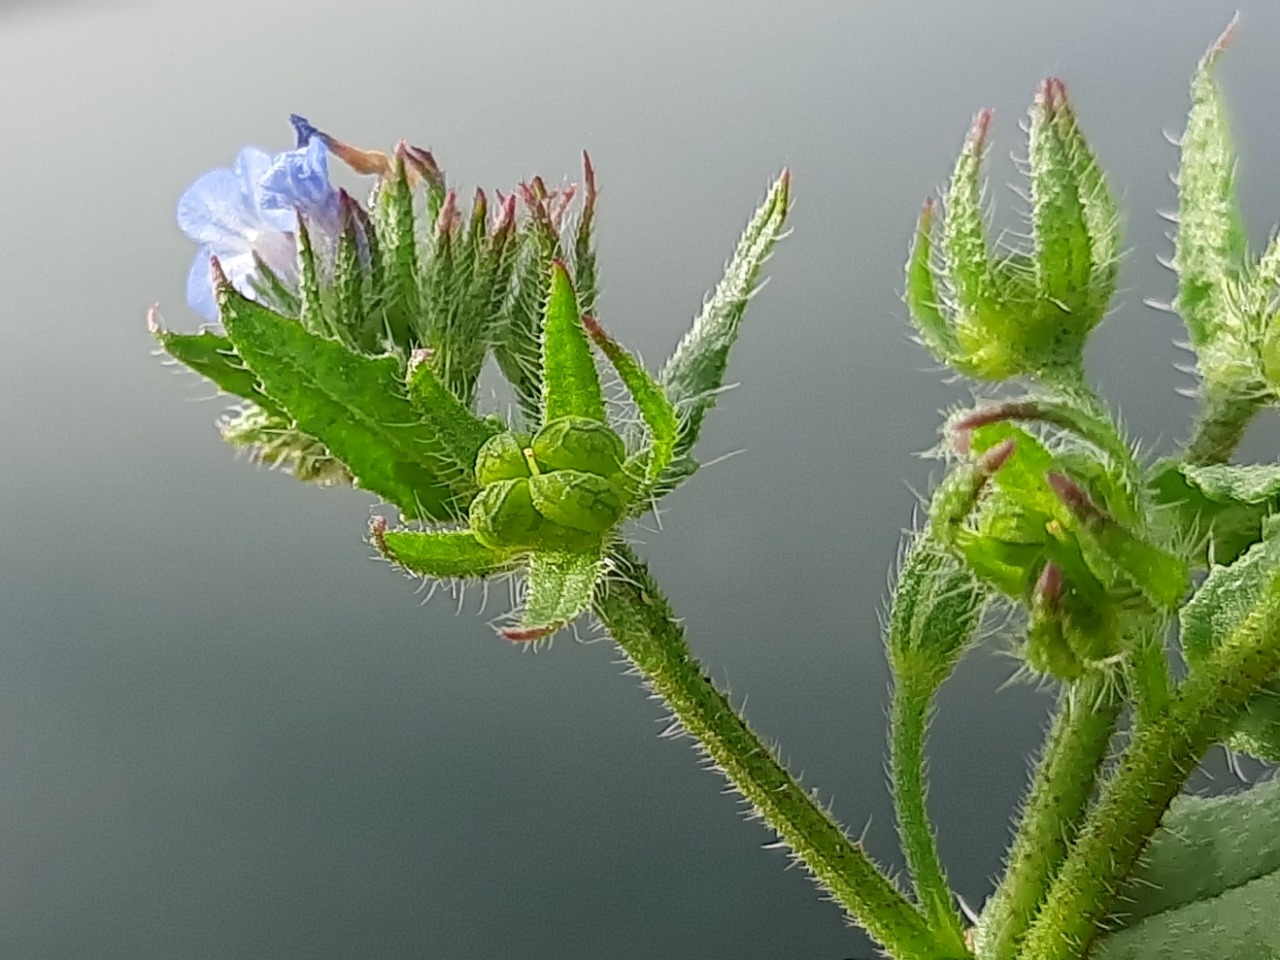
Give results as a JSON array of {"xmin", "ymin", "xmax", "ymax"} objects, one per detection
[
  {"xmin": 977, "ymin": 671, "xmax": 1120, "ymax": 960},
  {"xmin": 1184, "ymin": 389, "xmax": 1263, "ymax": 465},
  {"xmin": 594, "ymin": 544, "xmax": 949, "ymax": 960},
  {"xmin": 890, "ymin": 681, "xmax": 970, "ymax": 957},
  {"xmin": 1016, "ymin": 574, "xmax": 1280, "ymax": 960}
]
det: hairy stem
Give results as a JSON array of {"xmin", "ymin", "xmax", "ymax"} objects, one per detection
[
  {"xmin": 891, "ymin": 682, "xmax": 970, "ymax": 956},
  {"xmin": 977, "ymin": 671, "xmax": 1120, "ymax": 960},
  {"xmin": 1185, "ymin": 389, "xmax": 1263, "ymax": 465},
  {"xmin": 1016, "ymin": 574, "xmax": 1280, "ymax": 960},
  {"xmin": 594, "ymin": 543, "xmax": 951, "ymax": 960}
]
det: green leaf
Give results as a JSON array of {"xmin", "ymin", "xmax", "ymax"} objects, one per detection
[
  {"xmin": 582, "ymin": 315, "xmax": 677, "ymax": 485},
  {"xmin": 658, "ymin": 169, "xmax": 790, "ymax": 468},
  {"xmin": 1149, "ymin": 460, "xmax": 1280, "ymax": 567},
  {"xmin": 151, "ymin": 320, "xmax": 282, "ymax": 416},
  {"xmin": 541, "ymin": 261, "xmax": 606, "ymax": 424},
  {"xmin": 1108, "ymin": 779, "xmax": 1280, "ymax": 933},
  {"xmin": 374, "ymin": 521, "xmax": 520, "ymax": 580},
  {"xmin": 1092, "ymin": 870, "xmax": 1280, "ymax": 959},
  {"xmin": 1173, "ymin": 17, "xmax": 1250, "ymax": 355},
  {"xmin": 904, "ymin": 197, "xmax": 958, "ymax": 364},
  {"xmin": 1181, "ymin": 514, "xmax": 1280, "ymax": 760},
  {"xmin": 494, "ymin": 214, "xmax": 557, "ymax": 425},
  {"xmin": 331, "ymin": 196, "xmax": 365, "ymax": 348},
  {"xmin": 504, "ymin": 549, "xmax": 602, "ymax": 641},
  {"xmin": 406, "ymin": 355, "xmax": 500, "ymax": 477},
  {"xmin": 217, "ymin": 282, "xmax": 461, "ymax": 521}
]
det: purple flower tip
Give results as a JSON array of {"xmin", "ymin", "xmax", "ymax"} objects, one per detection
[{"xmin": 290, "ymin": 114, "xmax": 321, "ymax": 148}]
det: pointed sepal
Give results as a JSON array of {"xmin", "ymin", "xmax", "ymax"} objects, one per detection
[
  {"xmin": 502, "ymin": 549, "xmax": 603, "ymax": 642},
  {"xmin": 372, "ymin": 517, "xmax": 521, "ymax": 580},
  {"xmin": 541, "ymin": 261, "xmax": 606, "ymax": 423}
]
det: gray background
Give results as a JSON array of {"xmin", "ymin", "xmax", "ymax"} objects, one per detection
[{"xmin": 1, "ymin": 1, "xmax": 1277, "ymax": 958}]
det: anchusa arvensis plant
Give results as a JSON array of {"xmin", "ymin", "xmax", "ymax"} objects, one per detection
[{"xmin": 154, "ymin": 19, "xmax": 1280, "ymax": 960}]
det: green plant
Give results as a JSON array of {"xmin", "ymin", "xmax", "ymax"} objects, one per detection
[{"xmin": 154, "ymin": 19, "xmax": 1280, "ymax": 959}]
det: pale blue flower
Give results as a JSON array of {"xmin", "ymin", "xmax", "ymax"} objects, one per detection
[{"xmin": 177, "ymin": 129, "xmax": 340, "ymax": 320}]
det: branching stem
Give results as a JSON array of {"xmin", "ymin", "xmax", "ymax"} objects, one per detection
[{"xmin": 594, "ymin": 543, "xmax": 955, "ymax": 960}]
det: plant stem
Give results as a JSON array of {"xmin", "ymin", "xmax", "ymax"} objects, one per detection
[
  {"xmin": 594, "ymin": 543, "xmax": 951, "ymax": 960},
  {"xmin": 890, "ymin": 681, "xmax": 970, "ymax": 957},
  {"xmin": 976, "ymin": 671, "xmax": 1120, "ymax": 960},
  {"xmin": 1015, "ymin": 574, "xmax": 1280, "ymax": 960},
  {"xmin": 1185, "ymin": 389, "xmax": 1263, "ymax": 465}
]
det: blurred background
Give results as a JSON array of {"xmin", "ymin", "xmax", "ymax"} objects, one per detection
[{"xmin": 1, "ymin": 1, "xmax": 1278, "ymax": 957}]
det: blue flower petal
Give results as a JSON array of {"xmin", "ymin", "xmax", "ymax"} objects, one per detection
[
  {"xmin": 177, "ymin": 167, "xmax": 257, "ymax": 247},
  {"xmin": 257, "ymin": 138, "xmax": 337, "ymax": 232},
  {"xmin": 185, "ymin": 246, "xmax": 218, "ymax": 321},
  {"xmin": 290, "ymin": 114, "xmax": 320, "ymax": 148}
]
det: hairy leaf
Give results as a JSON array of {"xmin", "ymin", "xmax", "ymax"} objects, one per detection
[
  {"xmin": 374, "ymin": 522, "xmax": 520, "ymax": 580},
  {"xmin": 506, "ymin": 549, "xmax": 602, "ymax": 640},
  {"xmin": 658, "ymin": 169, "xmax": 790, "ymax": 469},
  {"xmin": 217, "ymin": 282, "xmax": 461, "ymax": 521}
]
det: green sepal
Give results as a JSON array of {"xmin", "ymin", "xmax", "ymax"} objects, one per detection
[
  {"xmin": 573, "ymin": 152, "xmax": 599, "ymax": 317},
  {"xmin": 940, "ymin": 111, "xmax": 1021, "ymax": 380},
  {"xmin": 531, "ymin": 416, "xmax": 625, "ymax": 477},
  {"xmin": 216, "ymin": 280, "xmax": 460, "ymax": 521},
  {"xmin": 494, "ymin": 200, "xmax": 558, "ymax": 425},
  {"xmin": 1173, "ymin": 18, "xmax": 1250, "ymax": 357},
  {"xmin": 372, "ymin": 155, "xmax": 422, "ymax": 349},
  {"xmin": 887, "ymin": 533, "xmax": 985, "ymax": 691},
  {"xmin": 151, "ymin": 323, "xmax": 282, "ymax": 417},
  {"xmin": 541, "ymin": 262, "xmax": 606, "ymax": 424},
  {"xmin": 582, "ymin": 315, "xmax": 677, "ymax": 485},
  {"xmin": 374, "ymin": 522, "xmax": 521, "ymax": 581},
  {"xmin": 407, "ymin": 355, "xmax": 501, "ymax": 480},
  {"xmin": 1149, "ymin": 459, "xmax": 1280, "ymax": 567},
  {"xmin": 332, "ymin": 198, "xmax": 365, "ymax": 349},
  {"xmin": 658, "ymin": 170, "xmax": 790, "ymax": 472},
  {"xmin": 1053, "ymin": 82, "xmax": 1120, "ymax": 313},
  {"xmin": 1181, "ymin": 514, "xmax": 1280, "ymax": 761},
  {"xmin": 904, "ymin": 198, "xmax": 958, "ymax": 364},
  {"xmin": 506, "ymin": 549, "xmax": 603, "ymax": 640},
  {"xmin": 528, "ymin": 470, "xmax": 624, "ymax": 534},
  {"xmin": 295, "ymin": 215, "xmax": 328, "ymax": 338},
  {"xmin": 1108, "ymin": 778, "xmax": 1280, "ymax": 934},
  {"xmin": 1029, "ymin": 79, "xmax": 1094, "ymax": 316}
]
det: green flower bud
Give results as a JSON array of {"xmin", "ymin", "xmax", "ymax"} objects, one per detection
[
  {"xmin": 1027, "ymin": 564, "xmax": 1083, "ymax": 680},
  {"xmin": 529, "ymin": 470, "xmax": 626, "ymax": 533},
  {"xmin": 531, "ymin": 416, "xmax": 625, "ymax": 477},
  {"xmin": 475, "ymin": 432, "xmax": 532, "ymax": 487},
  {"xmin": 470, "ymin": 478, "xmax": 542, "ymax": 550}
]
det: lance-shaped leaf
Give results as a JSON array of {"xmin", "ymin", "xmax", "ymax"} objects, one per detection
[
  {"xmin": 406, "ymin": 352, "xmax": 501, "ymax": 479},
  {"xmin": 658, "ymin": 169, "xmax": 790, "ymax": 466},
  {"xmin": 149, "ymin": 310, "xmax": 282, "ymax": 416},
  {"xmin": 542, "ymin": 261, "xmax": 606, "ymax": 423},
  {"xmin": 904, "ymin": 197, "xmax": 958, "ymax": 364},
  {"xmin": 215, "ymin": 275, "xmax": 461, "ymax": 521},
  {"xmin": 502, "ymin": 549, "xmax": 603, "ymax": 641},
  {"xmin": 1181, "ymin": 514, "xmax": 1280, "ymax": 761},
  {"xmin": 1107, "ymin": 778, "xmax": 1280, "ymax": 933},
  {"xmin": 1174, "ymin": 17, "xmax": 1249, "ymax": 354},
  {"xmin": 372, "ymin": 518, "xmax": 520, "ymax": 580},
  {"xmin": 581, "ymin": 315, "xmax": 677, "ymax": 486},
  {"xmin": 1029, "ymin": 78, "xmax": 1094, "ymax": 315},
  {"xmin": 1149, "ymin": 460, "xmax": 1280, "ymax": 567}
]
